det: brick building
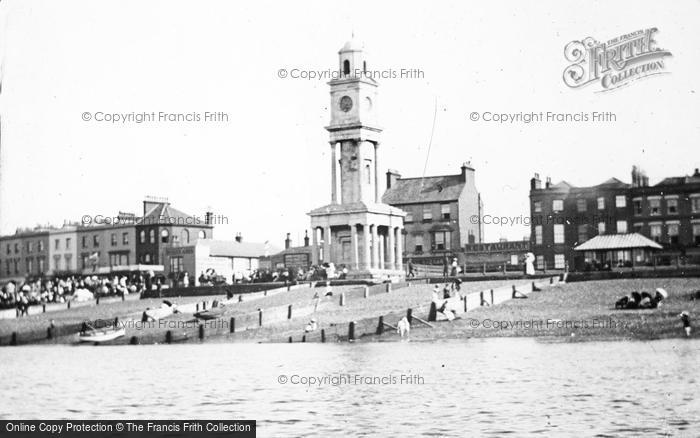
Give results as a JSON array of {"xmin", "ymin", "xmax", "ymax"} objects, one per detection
[
  {"xmin": 529, "ymin": 166, "xmax": 700, "ymax": 271},
  {"xmin": 382, "ymin": 163, "xmax": 483, "ymax": 266}
]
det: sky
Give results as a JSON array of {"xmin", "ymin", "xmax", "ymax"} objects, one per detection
[{"xmin": 0, "ymin": 0, "xmax": 698, "ymax": 246}]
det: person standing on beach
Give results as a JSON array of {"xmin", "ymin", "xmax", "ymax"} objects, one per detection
[{"xmin": 680, "ymin": 312, "xmax": 691, "ymax": 337}]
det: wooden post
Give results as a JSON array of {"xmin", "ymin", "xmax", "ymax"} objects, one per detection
[
  {"xmin": 203, "ymin": 301, "xmax": 207, "ymax": 311},
  {"xmin": 196, "ymin": 303, "xmax": 199, "ymax": 312},
  {"xmin": 129, "ymin": 336, "xmax": 138, "ymax": 345},
  {"xmin": 428, "ymin": 302, "xmax": 437, "ymax": 322},
  {"xmin": 321, "ymin": 329, "xmax": 326, "ymax": 343},
  {"xmin": 42, "ymin": 304, "xmax": 46, "ymax": 313},
  {"xmin": 165, "ymin": 331, "xmax": 172, "ymax": 344},
  {"xmin": 230, "ymin": 317, "xmax": 236, "ymax": 333},
  {"xmin": 376, "ymin": 316, "xmax": 385, "ymax": 335},
  {"xmin": 288, "ymin": 336, "xmax": 293, "ymax": 343},
  {"xmin": 339, "ymin": 293, "xmax": 345, "ymax": 306},
  {"xmin": 348, "ymin": 321, "xmax": 356, "ymax": 341},
  {"xmin": 386, "ymin": 283, "xmax": 391, "ymax": 293},
  {"xmin": 463, "ymin": 296, "xmax": 467, "ymax": 312},
  {"xmin": 122, "ymin": 293, "xmax": 125, "ymax": 301},
  {"xmin": 96, "ymin": 296, "xmax": 100, "ymax": 305},
  {"xmin": 198, "ymin": 324, "xmax": 204, "ymax": 340},
  {"xmin": 512, "ymin": 285, "xmax": 517, "ymax": 299},
  {"xmin": 287, "ymin": 304, "xmax": 293, "ymax": 319},
  {"xmin": 258, "ymin": 309, "xmax": 263, "ymax": 327},
  {"xmin": 550, "ymin": 276, "xmax": 554, "ymax": 284},
  {"xmin": 364, "ymin": 286, "xmax": 369, "ymax": 298},
  {"xmin": 10, "ymin": 332, "xmax": 17, "ymax": 346},
  {"xmin": 503, "ymin": 264, "xmax": 507, "ymax": 275},
  {"xmin": 406, "ymin": 308, "xmax": 413, "ymax": 324},
  {"xmin": 490, "ymin": 289, "xmax": 494, "ymax": 305},
  {"xmin": 67, "ymin": 300, "xmax": 71, "ymax": 309},
  {"xmin": 302, "ymin": 335, "xmax": 306, "ymax": 342},
  {"xmin": 480, "ymin": 291, "xmax": 485, "ymax": 306},
  {"xmin": 47, "ymin": 326, "xmax": 53, "ymax": 339},
  {"xmin": 482, "ymin": 263, "xmax": 486, "ymax": 275}
]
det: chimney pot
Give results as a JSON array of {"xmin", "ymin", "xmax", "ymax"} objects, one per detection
[
  {"xmin": 304, "ymin": 230, "xmax": 310, "ymax": 247},
  {"xmin": 284, "ymin": 233, "xmax": 291, "ymax": 249}
]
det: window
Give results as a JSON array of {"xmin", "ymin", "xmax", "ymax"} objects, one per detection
[
  {"xmin": 633, "ymin": 199, "xmax": 642, "ymax": 215},
  {"xmin": 534, "ymin": 225, "xmax": 542, "ymax": 245},
  {"xmin": 692, "ymin": 196, "xmax": 700, "ymax": 213},
  {"xmin": 554, "ymin": 224, "xmax": 564, "ymax": 244},
  {"xmin": 533, "ymin": 201, "xmax": 542, "ymax": 213},
  {"xmin": 510, "ymin": 254, "xmax": 519, "ymax": 265},
  {"xmin": 615, "ymin": 195, "xmax": 626, "ymax": 208},
  {"xmin": 198, "ymin": 230, "xmax": 207, "ymax": 239},
  {"xmin": 149, "ymin": 229, "xmax": 155, "ymax": 244},
  {"xmin": 13, "ymin": 260, "xmax": 18, "ymax": 274},
  {"xmin": 27, "ymin": 242, "xmax": 33, "ymax": 253},
  {"xmin": 161, "ymin": 229, "xmax": 169, "ymax": 243},
  {"xmin": 81, "ymin": 254, "xmax": 90, "ymax": 270},
  {"xmin": 667, "ymin": 223, "xmax": 679, "ymax": 244},
  {"xmin": 577, "ymin": 225, "xmax": 588, "ymax": 243},
  {"xmin": 66, "ymin": 238, "xmax": 71, "ymax": 249},
  {"xmin": 14, "ymin": 243, "xmax": 18, "ymax": 254},
  {"xmin": 38, "ymin": 241, "xmax": 43, "ymax": 252},
  {"xmin": 144, "ymin": 253, "xmax": 152, "ymax": 263},
  {"xmin": 37, "ymin": 257, "xmax": 45, "ymax": 273},
  {"xmin": 649, "ymin": 198, "xmax": 661, "ymax": 215},
  {"xmin": 343, "ymin": 60, "xmax": 350, "ymax": 75},
  {"xmin": 181, "ymin": 229, "xmax": 190, "ymax": 244},
  {"xmin": 422, "ymin": 206, "xmax": 433, "ymax": 222},
  {"xmin": 667, "ymin": 199, "xmax": 678, "ymax": 215},
  {"xmin": 650, "ymin": 224, "xmax": 662, "ymax": 243},
  {"xmin": 82, "ymin": 236, "xmax": 87, "ymax": 248},
  {"xmin": 5, "ymin": 244, "xmax": 9, "ymax": 255},
  {"xmin": 139, "ymin": 230, "xmax": 146, "ymax": 244},
  {"xmin": 552, "ymin": 200, "xmax": 564, "ymax": 212},
  {"xmin": 54, "ymin": 239, "xmax": 60, "ymax": 250},
  {"xmin": 170, "ymin": 256, "xmax": 184, "ymax": 273},
  {"xmin": 576, "ymin": 199, "xmax": 587, "ymax": 212},
  {"xmin": 536, "ymin": 255, "xmax": 545, "ymax": 270},
  {"xmin": 617, "ymin": 221, "xmax": 628, "ymax": 234},
  {"xmin": 111, "ymin": 233, "xmax": 117, "ymax": 246},
  {"xmin": 26, "ymin": 258, "xmax": 33, "ymax": 273},
  {"xmin": 5, "ymin": 260, "xmax": 10, "ymax": 276},
  {"xmin": 597, "ymin": 197, "xmax": 605, "ymax": 210},
  {"xmin": 53, "ymin": 255, "xmax": 61, "ymax": 271},
  {"xmin": 598, "ymin": 222, "xmax": 606, "ymax": 235},
  {"xmin": 404, "ymin": 210, "xmax": 413, "ymax": 223},
  {"xmin": 93, "ymin": 235, "xmax": 99, "ymax": 247},
  {"xmin": 554, "ymin": 254, "xmax": 565, "ymax": 269},
  {"xmin": 64, "ymin": 254, "xmax": 72, "ymax": 270},
  {"xmin": 109, "ymin": 253, "xmax": 129, "ymax": 266},
  {"xmin": 694, "ymin": 224, "xmax": 700, "ymax": 245},
  {"xmin": 364, "ymin": 161, "xmax": 371, "ymax": 184},
  {"xmin": 414, "ymin": 235, "xmax": 424, "ymax": 252},
  {"xmin": 122, "ymin": 232, "xmax": 129, "ymax": 245},
  {"xmin": 441, "ymin": 204, "xmax": 451, "ymax": 220},
  {"xmin": 633, "ymin": 223, "xmax": 643, "ymax": 233},
  {"xmin": 432, "ymin": 230, "xmax": 451, "ymax": 251}
]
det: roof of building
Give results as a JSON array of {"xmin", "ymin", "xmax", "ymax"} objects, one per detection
[
  {"xmin": 271, "ymin": 245, "xmax": 313, "ymax": 257},
  {"xmin": 340, "ymin": 38, "xmax": 364, "ymax": 52},
  {"xmin": 595, "ymin": 177, "xmax": 630, "ymax": 188},
  {"xmin": 198, "ymin": 239, "xmax": 281, "ymax": 258},
  {"xmin": 573, "ymin": 233, "xmax": 663, "ymax": 251},
  {"xmin": 655, "ymin": 174, "xmax": 700, "ymax": 186},
  {"xmin": 140, "ymin": 203, "xmax": 210, "ymax": 227},
  {"xmin": 382, "ymin": 175, "xmax": 465, "ymax": 205}
]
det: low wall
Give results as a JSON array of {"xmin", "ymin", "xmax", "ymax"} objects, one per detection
[{"xmin": 566, "ymin": 268, "xmax": 700, "ymax": 283}]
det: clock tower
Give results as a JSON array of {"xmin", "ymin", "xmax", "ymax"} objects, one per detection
[{"xmin": 308, "ymin": 39, "xmax": 405, "ymax": 280}]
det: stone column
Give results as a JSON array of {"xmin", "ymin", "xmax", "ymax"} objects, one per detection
[
  {"xmin": 378, "ymin": 233, "xmax": 385, "ymax": 269},
  {"xmin": 330, "ymin": 142, "xmax": 337, "ymax": 204},
  {"xmin": 323, "ymin": 226, "xmax": 332, "ymax": 264},
  {"xmin": 311, "ymin": 227, "xmax": 319, "ymax": 265},
  {"xmin": 387, "ymin": 226, "xmax": 395, "ymax": 270},
  {"xmin": 371, "ymin": 225, "xmax": 379, "ymax": 269},
  {"xmin": 350, "ymin": 224, "xmax": 359, "ymax": 269},
  {"xmin": 374, "ymin": 142, "xmax": 380, "ymax": 203},
  {"xmin": 395, "ymin": 227, "xmax": 403, "ymax": 271},
  {"xmin": 363, "ymin": 224, "xmax": 371, "ymax": 270}
]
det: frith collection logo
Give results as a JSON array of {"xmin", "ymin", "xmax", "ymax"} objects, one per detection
[{"xmin": 563, "ymin": 28, "xmax": 672, "ymax": 92}]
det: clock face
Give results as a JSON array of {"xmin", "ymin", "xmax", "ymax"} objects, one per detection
[{"xmin": 339, "ymin": 96, "xmax": 353, "ymax": 112}]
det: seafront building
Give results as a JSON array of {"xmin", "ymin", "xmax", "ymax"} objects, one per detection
[{"xmin": 529, "ymin": 166, "xmax": 700, "ymax": 271}]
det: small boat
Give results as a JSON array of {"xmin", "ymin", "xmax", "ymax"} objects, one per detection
[
  {"xmin": 78, "ymin": 327, "xmax": 126, "ymax": 343},
  {"xmin": 194, "ymin": 306, "xmax": 227, "ymax": 320}
]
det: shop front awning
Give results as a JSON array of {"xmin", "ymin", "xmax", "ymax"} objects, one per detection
[{"xmin": 574, "ymin": 233, "xmax": 663, "ymax": 251}]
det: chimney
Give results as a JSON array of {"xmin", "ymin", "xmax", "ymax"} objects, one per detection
[
  {"xmin": 545, "ymin": 176, "xmax": 552, "ymax": 189},
  {"xmin": 460, "ymin": 161, "xmax": 474, "ymax": 182},
  {"xmin": 530, "ymin": 173, "xmax": 541, "ymax": 190},
  {"xmin": 235, "ymin": 232, "xmax": 242, "ymax": 243},
  {"xmin": 204, "ymin": 211, "xmax": 213, "ymax": 225},
  {"xmin": 386, "ymin": 169, "xmax": 401, "ymax": 189},
  {"xmin": 694, "ymin": 168, "xmax": 699, "ymax": 177},
  {"xmin": 284, "ymin": 233, "xmax": 291, "ymax": 249},
  {"xmin": 304, "ymin": 230, "xmax": 310, "ymax": 247}
]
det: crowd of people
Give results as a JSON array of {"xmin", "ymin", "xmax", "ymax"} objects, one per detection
[{"xmin": 0, "ymin": 272, "xmax": 164, "ymax": 314}]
